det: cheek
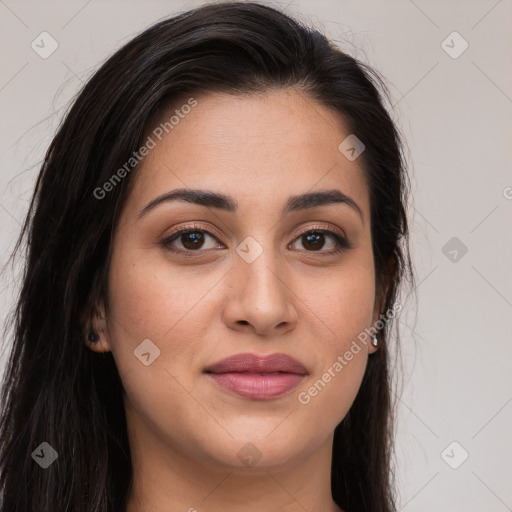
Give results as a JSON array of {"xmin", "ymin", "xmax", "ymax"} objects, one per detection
[
  {"xmin": 105, "ymin": 246, "xmax": 220, "ymax": 376},
  {"xmin": 298, "ymin": 258, "xmax": 375, "ymax": 352},
  {"xmin": 294, "ymin": 348, "xmax": 367, "ymax": 444},
  {"xmin": 291, "ymin": 260, "xmax": 374, "ymax": 420},
  {"xmin": 104, "ymin": 250, "xmax": 221, "ymax": 447}
]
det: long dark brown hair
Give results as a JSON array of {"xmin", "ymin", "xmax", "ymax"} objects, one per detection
[{"xmin": 0, "ymin": 2, "xmax": 413, "ymax": 511}]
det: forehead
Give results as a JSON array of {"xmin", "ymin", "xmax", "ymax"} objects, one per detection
[{"xmin": 126, "ymin": 89, "xmax": 369, "ymax": 219}]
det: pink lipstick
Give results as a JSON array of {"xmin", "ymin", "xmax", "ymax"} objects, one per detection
[{"xmin": 204, "ymin": 353, "xmax": 308, "ymax": 400}]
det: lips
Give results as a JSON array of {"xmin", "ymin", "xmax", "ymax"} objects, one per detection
[
  {"xmin": 204, "ymin": 353, "xmax": 308, "ymax": 400},
  {"xmin": 204, "ymin": 353, "xmax": 308, "ymax": 375}
]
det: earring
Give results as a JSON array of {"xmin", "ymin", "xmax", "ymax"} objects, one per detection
[
  {"xmin": 372, "ymin": 334, "xmax": 378, "ymax": 347},
  {"xmin": 88, "ymin": 330, "xmax": 99, "ymax": 343}
]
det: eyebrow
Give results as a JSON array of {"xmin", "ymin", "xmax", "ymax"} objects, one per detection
[{"xmin": 138, "ymin": 188, "xmax": 363, "ymax": 221}]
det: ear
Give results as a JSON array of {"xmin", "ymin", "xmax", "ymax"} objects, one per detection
[
  {"xmin": 369, "ymin": 257, "xmax": 395, "ymax": 354},
  {"xmin": 368, "ymin": 294, "xmax": 385, "ymax": 355},
  {"xmin": 368, "ymin": 301, "xmax": 383, "ymax": 355},
  {"xmin": 84, "ymin": 300, "xmax": 111, "ymax": 353}
]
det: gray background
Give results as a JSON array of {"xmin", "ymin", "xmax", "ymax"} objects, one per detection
[{"xmin": 1, "ymin": 1, "xmax": 511, "ymax": 510}]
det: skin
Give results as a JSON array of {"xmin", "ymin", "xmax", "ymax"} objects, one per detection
[{"xmin": 87, "ymin": 89, "xmax": 383, "ymax": 512}]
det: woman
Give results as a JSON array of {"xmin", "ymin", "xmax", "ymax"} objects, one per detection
[{"xmin": 0, "ymin": 2, "xmax": 413, "ymax": 511}]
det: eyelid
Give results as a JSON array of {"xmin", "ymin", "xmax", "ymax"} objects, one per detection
[
  {"xmin": 164, "ymin": 222, "xmax": 225, "ymax": 242},
  {"xmin": 293, "ymin": 222, "xmax": 346, "ymax": 240}
]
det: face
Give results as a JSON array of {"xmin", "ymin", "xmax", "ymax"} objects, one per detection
[{"xmin": 90, "ymin": 89, "xmax": 379, "ymax": 473}]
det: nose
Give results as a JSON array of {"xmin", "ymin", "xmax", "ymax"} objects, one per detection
[{"xmin": 222, "ymin": 249, "xmax": 298, "ymax": 337}]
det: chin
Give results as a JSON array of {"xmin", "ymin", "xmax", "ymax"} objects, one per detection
[{"xmin": 195, "ymin": 430, "xmax": 319, "ymax": 473}]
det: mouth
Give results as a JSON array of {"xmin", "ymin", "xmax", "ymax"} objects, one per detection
[{"xmin": 203, "ymin": 352, "xmax": 308, "ymax": 400}]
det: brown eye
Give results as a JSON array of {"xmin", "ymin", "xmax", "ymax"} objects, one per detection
[
  {"xmin": 160, "ymin": 224, "xmax": 351, "ymax": 257},
  {"xmin": 290, "ymin": 229, "xmax": 351, "ymax": 254},
  {"xmin": 177, "ymin": 231, "xmax": 206, "ymax": 250},
  {"xmin": 160, "ymin": 227, "xmax": 224, "ymax": 254},
  {"xmin": 301, "ymin": 231, "xmax": 326, "ymax": 251}
]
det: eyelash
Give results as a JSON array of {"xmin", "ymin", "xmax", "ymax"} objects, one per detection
[{"xmin": 159, "ymin": 223, "xmax": 352, "ymax": 257}]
